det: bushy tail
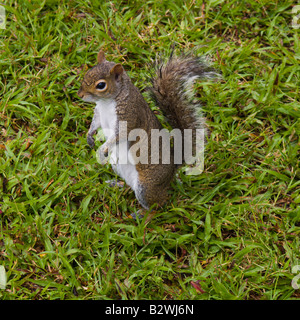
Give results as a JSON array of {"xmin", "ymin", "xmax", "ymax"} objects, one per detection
[{"xmin": 149, "ymin": 53, "xmax": 218, "ymax": 133}]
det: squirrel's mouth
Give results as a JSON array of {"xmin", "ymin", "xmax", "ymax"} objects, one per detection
[{"xmin": 81, "ymin": 94, "xmax": 96, "ymax": 103}]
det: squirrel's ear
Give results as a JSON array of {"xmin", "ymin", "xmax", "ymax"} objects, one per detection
[
  {"xmin": 110, "ymin": 64, "xmax": 123, "ymax": 81},
  {"xmin": 97, "ymin": 50, "xmax": 106, "ymax": 64}
]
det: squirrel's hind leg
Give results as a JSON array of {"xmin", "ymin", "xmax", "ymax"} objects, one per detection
[{"xmin": 135, "ymin": 182, "xmax": 169, "ymax": 210}]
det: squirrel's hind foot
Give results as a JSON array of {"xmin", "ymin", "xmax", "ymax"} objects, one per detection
[
  {"xmin": 129, "ymin": 209, "xmax": 156, "ymax": 223},
  {"xmin": 105, "ymin": 179, "xmax": 125, "ymax": 187},
  {"xmin": 129, "ymin": 210, "xmax": 144, "ymax": 220}
]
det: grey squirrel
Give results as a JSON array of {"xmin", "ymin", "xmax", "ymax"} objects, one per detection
[{"xmin": 77, "ymin": 49, "xmax": 217, "ymax": 211}]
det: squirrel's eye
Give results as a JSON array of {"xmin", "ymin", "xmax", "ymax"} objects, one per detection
[{"xmin": 96, "ymin": 80, "xmax": 107, "ymax": 91}]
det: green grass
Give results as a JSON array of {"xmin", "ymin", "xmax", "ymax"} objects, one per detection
[{"xmin": 0, "ymin": 0, "xmax": 300, "ymax": 300}]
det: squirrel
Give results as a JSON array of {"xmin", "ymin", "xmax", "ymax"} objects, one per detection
[{"xmin": 77, "ymin": 49, "xmax": 217, "ymax": 212}]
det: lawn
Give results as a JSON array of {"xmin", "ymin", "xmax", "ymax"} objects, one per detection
[{"xmin": 0, "ymin": 0, "xmax": 300, "ymax": 300}]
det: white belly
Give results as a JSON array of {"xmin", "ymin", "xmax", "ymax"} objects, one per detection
[
  {"xmin": 96, "ymin": 99, "xmax": 117, "ymax": 139},
  {"xmin": 110, "ymin": 141, "xmax": 139, "ymax": 191},
  {"xmin": 96, "ymin": 99, "xmax": 139, "ymax": 191}
]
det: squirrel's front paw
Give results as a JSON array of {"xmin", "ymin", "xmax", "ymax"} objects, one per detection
[
  {"xmin": 100, "ymin": 144, "xmax": 109, "ymax": 157},
  {"xmin": 87, "ymin": 133, "xmax": 95, "ymax": 148},
  {"xmin": 98, "ymin": 144, "xmax": 110, "ymax": 164}
]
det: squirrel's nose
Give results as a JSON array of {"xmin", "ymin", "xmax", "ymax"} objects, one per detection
[{"xmin": 77, "ymin": 88, "xmax": 84, "ymax": 98}]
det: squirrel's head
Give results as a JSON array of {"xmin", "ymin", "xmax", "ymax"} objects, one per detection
[{"xmin": 78, "ymin": 50, "xmax": 124, "ymax": 102}]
